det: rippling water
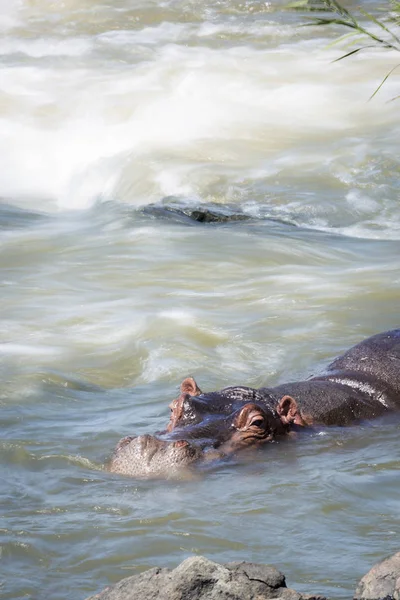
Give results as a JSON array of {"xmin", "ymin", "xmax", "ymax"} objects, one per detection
[{"xmin": 1, "ymin": 1, "xmax": 400, "ymax": 599}]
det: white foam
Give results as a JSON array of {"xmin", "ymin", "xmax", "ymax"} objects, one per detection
[
  {"xmin": 0, "ymin": 36, "xmax": 92, "ymax": 57},
  {"xmin": 0, "ymin": 343, "xmax": 62, "ymax": 357},
  {"xmin": 158, "ymin": 310, "xmax": 196, "ymax": 325},
  {"xmin": 345, "ymin": 190, "xmax": 379, "ymax": 214},
  {"xmin": 0, "ymin": 0, "xmax": 21, "ymax": 31},
  {"xmin": 0, "ymin": 16, "xmax": 399, "ymax": 241},
  {"xmin": 97, "ymin": 22, "xmax": 190, "ymax": 47}
]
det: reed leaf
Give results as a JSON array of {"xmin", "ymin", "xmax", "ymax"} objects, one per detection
[
  {"xmin": 333, "ymin": 45, "xmax": 376, "ymax": 62},
  {"xmin": 359, "ymin": 7, "xmax": 400, "ymax": 47},
  {"xmin": 369, "ymin": 63, "xmax": 400, "ymax": 100},
  {"xmin": 289, "ymin": 0, "xmax": 400, "ymax": 99}
]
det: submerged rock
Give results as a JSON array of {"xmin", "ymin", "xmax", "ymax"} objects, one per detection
[
  {"xmin": 354, "ymin": 552, "xmax": 400, "ymax": 600},
  {"xmin": 85, "ymin": 555, "xmax": 327, "ymax": 600},
  {"xmin": 140, "ymin": 198, "xmax": 301, "ymax": 230},
  {"xmin": 187, "ymin": 208, "xmax": 250, "ymax": 223},
  {"xmin": 142, "ymin": 202, "xmax": 251, "ymax": 224}
]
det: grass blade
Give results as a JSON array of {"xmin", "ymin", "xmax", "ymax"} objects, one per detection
[
  {"xmin": 359, "ymin": 7, "xmax": 400, "ymax": 48},
  {"xmin": 325, "ymin": 30, "xmax": 364, "ymax": 49},
  {"xmin": 332, "ymin": 45, "xmax": 376, "ymax": 62},
  {"xmin": 306, "ymin": 16, "xmax": 357, "ymax": 29},
  {"xmin": 369, "ymin": 62, "xmax": 400, "ymax": 100},
  {"xmin": 328, "ymin": 0, "xmax": 357, "ymax": 25}
]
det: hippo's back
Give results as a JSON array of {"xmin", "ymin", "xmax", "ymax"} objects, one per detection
[{"xmin": 324, "ymin": 329, "xmax": 400, "ymax": 405}]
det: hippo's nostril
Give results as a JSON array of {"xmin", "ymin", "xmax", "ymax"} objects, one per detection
[
  {"xmin": 174, "ymin": 440, "xmax": 189, "ymax": 448},
  {"xmin": 115, "ymin": 435, "xmax": 136, "ymax": 453},
  {"xmin": 139, "ymin": 434, "xmax": 153, "ymax": 449}
]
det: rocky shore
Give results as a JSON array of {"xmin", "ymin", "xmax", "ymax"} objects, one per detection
[{"xmin": 86, "ymin": 551, "xmax": 400, "ymax": 600}]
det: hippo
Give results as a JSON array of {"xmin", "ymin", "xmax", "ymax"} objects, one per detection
[{"xmin": 109, "ymin": 329, "xmax": 400, "ymax": 477}]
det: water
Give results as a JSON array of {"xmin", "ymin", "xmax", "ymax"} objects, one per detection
[{"xmin": 1, "ymin": 1, "xmax": 400, "ymax": 598}]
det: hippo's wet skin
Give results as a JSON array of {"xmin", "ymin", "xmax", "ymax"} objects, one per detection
[
  {"xmin": 109, "ymin": 329, "xmax": 400, "ymax": 477},
  {"xmin": 108, "ymin": 434, "xmax": 205, "ymax": 479}
]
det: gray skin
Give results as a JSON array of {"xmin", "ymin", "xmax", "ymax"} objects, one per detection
[
  {"xmin": 163, "ymin": 329, "xmax": 400, "ymax": 454},
  {"xmin": 108, "ymin": 434, "xmax": 205, "ymax": 479},
  {"xmin": 110, "ymin": 329, "xmax": 400, "ymax": 477}
]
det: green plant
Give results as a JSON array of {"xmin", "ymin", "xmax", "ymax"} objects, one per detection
[{"xmin": 287, "ymin": 0, "xmax": 400, "ymax": 99}]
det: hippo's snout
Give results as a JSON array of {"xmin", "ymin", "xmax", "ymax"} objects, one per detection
[{"xmin": 108, "ymin": 433, "xmax": 204, "ymax": 479}]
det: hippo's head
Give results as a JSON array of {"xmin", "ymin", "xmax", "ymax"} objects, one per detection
[
  {"xmin": 163, "ymin": 377, "xmax": 301, "ymax": 454},
  {"xmin": 108, "ymin": 433, "xmax": 204, "ymax": 479},
  {"xmin": 108, "ymin": 378, "xmax": 301, "ymax": 479}
]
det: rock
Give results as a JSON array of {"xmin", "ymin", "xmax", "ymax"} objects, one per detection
[
  {"xmin": 85, "ymin": 556, "xmax": 327, "ymax": 600},
  {"xmin": 224, "ymin": 560, "xmax": 286, "ymax": 588},
  {"xmin": 354, "ymin": 552, "xmax": 400, "ymax": 600},
  {"xmin": 188, "ymin": 209, "xmax": 250, "ymax": 223},
  {"xmin": 143, "ymin": 203, "xmax": 251, "ymax": 224}
]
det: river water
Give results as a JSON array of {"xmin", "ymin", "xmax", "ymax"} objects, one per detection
[{"xmin": 1, "ymin": 1, "xmax": 400, "ymax": 598}]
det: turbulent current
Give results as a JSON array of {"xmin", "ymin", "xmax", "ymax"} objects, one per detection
[{"xmin": 1, "ymin": 1, "xmax": 400, "ymax": 599}]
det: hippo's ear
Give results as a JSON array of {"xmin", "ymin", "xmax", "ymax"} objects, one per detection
[
  {"xmin": 180, "ymin": 377, "xmax": 202, "ymax": 396},
  {"xmin": 276, "ymin": 395, "xmax": 299, "ymax": 425}
]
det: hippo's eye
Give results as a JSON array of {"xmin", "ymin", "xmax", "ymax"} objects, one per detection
[{"xmin": 250, "ymin": 418, "xmax": 264, "ymax": 428}]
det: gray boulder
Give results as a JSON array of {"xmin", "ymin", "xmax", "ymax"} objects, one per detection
[
  {"xmin": 354, "ymin": 552, "xmax": 400, "ymax": 600},
  {"xmin": 86, "ymin": 555, "xmax": 327, "ymax": 600}
]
